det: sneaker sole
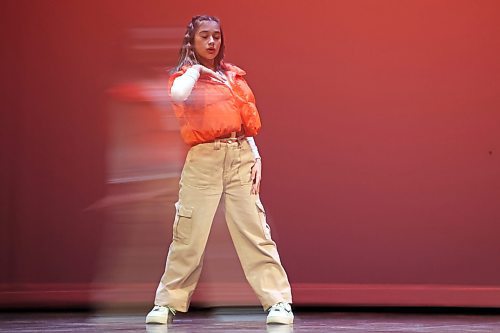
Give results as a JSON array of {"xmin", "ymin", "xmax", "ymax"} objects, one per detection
[
  {"xmin": 266, "ymin": 316, "xmax": 294, "ymax": 325},
  {"xmin": 145, "ymin": 315, "xmax": 169, "ymax": 324}
]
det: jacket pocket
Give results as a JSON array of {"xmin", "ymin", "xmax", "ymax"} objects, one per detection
[{"xmin": 173, "ymin": 202, "xmax": 193, "ymax": 245}]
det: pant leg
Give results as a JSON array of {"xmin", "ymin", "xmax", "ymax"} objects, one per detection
[
  {"xmin": 223, "ymin": 140, "xmax": 292, "ymax": 310},
  {"xmin": 154, "ymin": 143, "xmax": 224, "ymax": 312}
]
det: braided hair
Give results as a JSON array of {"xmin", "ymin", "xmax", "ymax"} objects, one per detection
[{"xmin": 173, "ymin": 15, "xmax": 225, "ymax": 73}]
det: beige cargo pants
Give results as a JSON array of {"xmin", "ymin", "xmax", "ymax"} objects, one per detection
[{"xmin": 154, "ymin": 138, "xmax": 292, "ymax": 312}]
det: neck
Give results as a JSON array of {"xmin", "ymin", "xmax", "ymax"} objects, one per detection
[{"xmin": 199, "ymin": 59, "xmax": 215, "ymax": 70}]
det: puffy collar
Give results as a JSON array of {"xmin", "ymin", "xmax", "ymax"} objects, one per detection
[{"xmin": 221, "ymin": 62, "xmax": 246, "ymax": 76}]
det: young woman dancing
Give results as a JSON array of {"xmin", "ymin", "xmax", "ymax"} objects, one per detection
[{"xmin": 146, "ymin": 15, "xmax": 293, "ymax": 325}]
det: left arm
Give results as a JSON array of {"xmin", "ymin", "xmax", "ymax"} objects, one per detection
[{"xmin": 246, "ymin": 137, "xmax": 262, "ymax": 195}]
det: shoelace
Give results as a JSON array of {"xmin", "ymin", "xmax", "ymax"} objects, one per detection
[
  {"xmin": 153, "ymin": 305, "xmax": 176, "ymax": 315},
  {"xmin": 269, "ymin": 302, "xmax": 291, "ymax": 312}
]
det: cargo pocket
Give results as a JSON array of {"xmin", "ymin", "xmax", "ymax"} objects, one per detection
[
  {"xmin": 256, "ymin": 199, "xmax": 272, "ymax": 240},
  {"xmin": 173, "ymin": 202, "xmax": 193, "ymax": 245}
]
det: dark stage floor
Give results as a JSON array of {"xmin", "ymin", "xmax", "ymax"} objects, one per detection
[{"xmin": 1, "ymin": 308, "xmax": 500, "ymax": 332}]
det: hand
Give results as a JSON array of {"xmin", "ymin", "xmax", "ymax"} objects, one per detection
[
  {"xmin": 191, "ymin": 64, "xmax": 224, "ymax": 82},
  {"xmin": 251, "ymin": 158, "xmax": 262, "ymax": 195}
]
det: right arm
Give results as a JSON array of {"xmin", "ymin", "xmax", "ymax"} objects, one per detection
[
  {"xmin": 170, "ymin": 65, "xmax": 223, "ymax": 102},
  {"xmin": 170, "ymin": 67, "xmax": 200, "ymax": 102}
]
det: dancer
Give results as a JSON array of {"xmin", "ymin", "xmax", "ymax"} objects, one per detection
[{"xmin": 146, "ymin": 15, "xmax": 293, "ymax": 325}]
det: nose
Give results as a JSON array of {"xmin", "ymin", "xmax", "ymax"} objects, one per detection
[{"xmin": 208, "ymin": 36, "xmax": 215, "ymax": 45}]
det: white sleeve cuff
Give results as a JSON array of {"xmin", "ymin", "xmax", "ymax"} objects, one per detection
[{"xmin": 246, "ymin": 137, "xmax": 261, "ymax": 160}]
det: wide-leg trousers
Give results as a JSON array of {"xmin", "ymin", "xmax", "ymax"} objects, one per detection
[{"xmin": 153, "ymin": 138, "xmax": 292, "ymax": 312}]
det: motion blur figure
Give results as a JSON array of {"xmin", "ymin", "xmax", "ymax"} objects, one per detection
[{"xmin": 146, "ymin": 15, "xmax": 293, "ymax": 325}]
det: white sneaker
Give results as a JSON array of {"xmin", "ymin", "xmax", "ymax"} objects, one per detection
[
  {"xmin": 266, "ymin": 302, "xmax": 294, "ymax": 325},
  {"xmin": 146, "ymin": 305, "xmax": 176, "ymax": 324}
]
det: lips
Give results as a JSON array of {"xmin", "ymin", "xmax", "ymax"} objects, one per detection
[{"xmin": 207, "ymin": 48, "xmax": 216, "ymax": 53}]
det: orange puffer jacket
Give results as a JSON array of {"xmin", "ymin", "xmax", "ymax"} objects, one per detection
[{"xmin": 168, "ymin": 63, "xmax": 261, "ymax": 146}]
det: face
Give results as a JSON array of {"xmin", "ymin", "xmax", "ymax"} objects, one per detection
[{"xmin": 193, "ymin": 20, "xmax": 222, "ymax": 66}]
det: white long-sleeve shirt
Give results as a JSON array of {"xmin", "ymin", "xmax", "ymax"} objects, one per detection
[{"xmin": 171, "ymin": 68, "xmax": 261, "ymax": 160}]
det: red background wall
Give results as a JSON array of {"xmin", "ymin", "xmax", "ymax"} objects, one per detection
[{"xmin": 1, "ymin": 0, "xmax": 499, "ymax": 308}]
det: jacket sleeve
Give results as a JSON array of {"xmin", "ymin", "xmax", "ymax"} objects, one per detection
[{"xmin": 236, "ymin": 78, "xmax": 262, "ymax": 136}]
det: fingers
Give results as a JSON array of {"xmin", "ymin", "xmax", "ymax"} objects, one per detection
[
  {"xmin": 251, "ymin": 179, "xmax": 260, "ymax": 195},
  {"xmin": 250, "ymin": 159, "xmax": 262, "ymax": 195},
  {"xmin": 251, "ymin": 183, "xmax": 258, "ymax": 195},
  {"xmin": 200, "ymin": 67, "xmax": 222, "ymax": 80},
  {"xmin": 203, "ymin": 67, "xmax": 217, "ymax": 77},
  {"xmin": 251, "ymin": 166, "xmax": 257, "ymax": 182},
  {"xmin": 251, "ymin": 170, "xmax": 261, "ymax": 195},
  {"xmin": 250, "ymin": 166, "xmax": 257, "ymax": 194}
]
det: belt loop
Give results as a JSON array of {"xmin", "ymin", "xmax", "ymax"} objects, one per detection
[
  {"xmin": 230, "ymin": 131, "xmax": 236, "ymax": 138},
  {"xmin": 214, "ymin": 139, "xmax": 221, "ymax": 150}
]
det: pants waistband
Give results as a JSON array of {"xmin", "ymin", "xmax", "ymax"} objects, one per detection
[
  {"xmin": 214, "ymin": 131, "xmax": 245, "ymax": 143},
  {"xmin": 213, "ymin": 131, "xmax": 245, "ymax": 150}
]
